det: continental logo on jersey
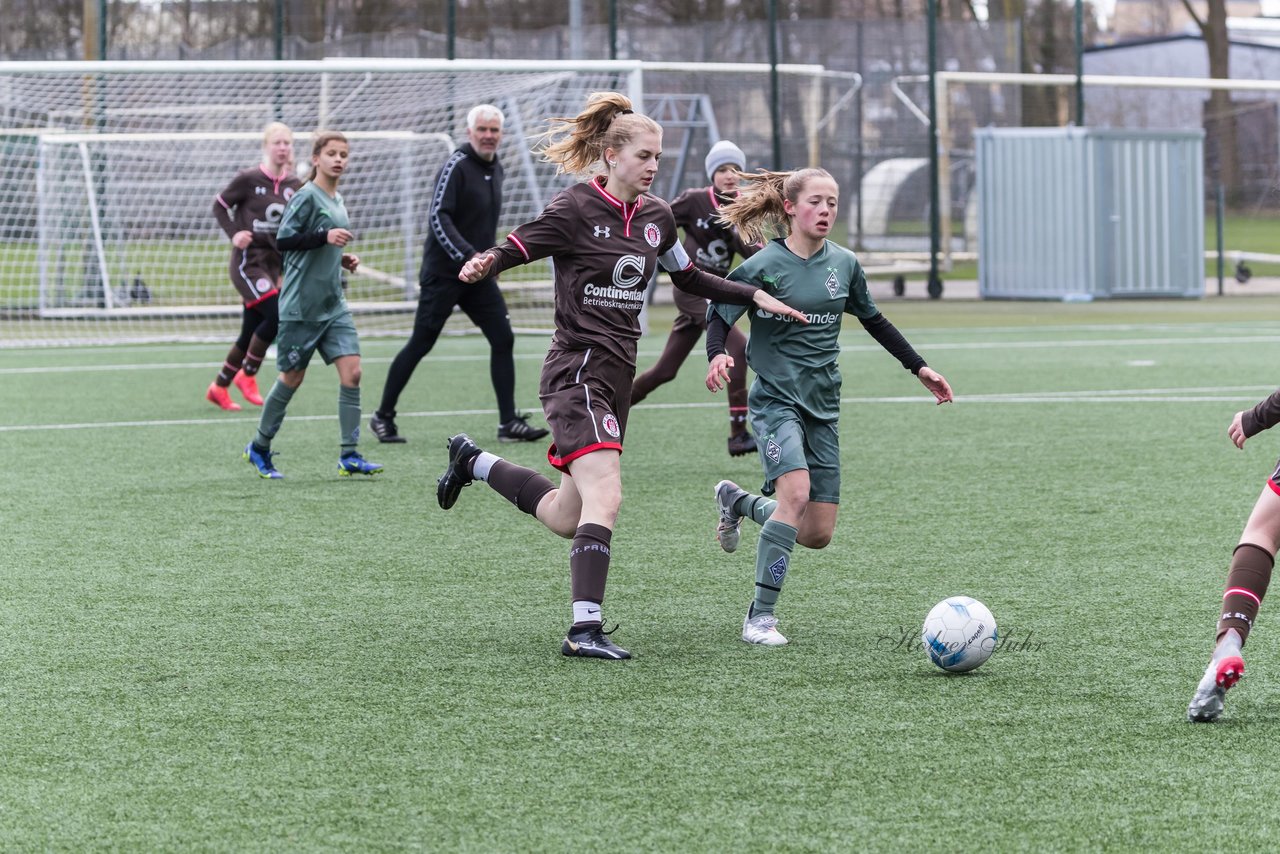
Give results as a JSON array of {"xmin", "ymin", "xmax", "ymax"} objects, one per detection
[
  {"xmin": 824, "ymin": 268, "xmax": 839, "ymax": 298},
  {"xmin": 644, "ymin": 222, "xmax": 661, "ymax": 247},
  {"xmin": 602, "ymin": 413, "xmax": 621, "ymax": 438}
]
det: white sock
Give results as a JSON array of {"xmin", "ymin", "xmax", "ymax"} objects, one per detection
[
  {"xmin": 1214, "ymin": 628, "xmax": 1243, "ymax": 661},
  {"xmin": 472, "ymin": 451, "xmax": 501, "ymax": 481},
  {"xmin": 572, "ymin": 600, "xmax": 602, "ymax": 625}
]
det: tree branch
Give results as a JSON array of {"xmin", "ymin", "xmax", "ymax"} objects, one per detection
[{"xmin": 1180, "ymin": 0, "xmax": 1206, "ymax": 32}]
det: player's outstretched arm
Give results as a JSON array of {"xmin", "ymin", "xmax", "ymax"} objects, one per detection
[
  {"xmin": 750, "ymin": 289, "xmax": 807, "ymax": 324},
  {"xmin": 918, "ymin": 367, "xmax": 953, "ymax": 405}
]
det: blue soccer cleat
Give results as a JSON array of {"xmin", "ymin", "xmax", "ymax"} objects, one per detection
[
  {"xmin": 338, "ymin": 451, "xmax": 384, "ymax": 477},
  {"xmin": 244, "ymin": 442, "xmax": 283, "ymax": 479}
]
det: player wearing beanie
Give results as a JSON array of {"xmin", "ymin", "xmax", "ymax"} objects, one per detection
[{"xmin": 631, "ymin": 138, "xmax": 763, "ymax": 456}]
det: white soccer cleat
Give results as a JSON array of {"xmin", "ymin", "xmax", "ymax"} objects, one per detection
[
  {"xmin": 715, "ymin": 479, "xmax": 746, "ymax": 553},
  {"xmin": 1186, "ymin": 653, "xmax": 1245, "ymax": 723},
  {"xmin": 742, "ymin": 612, "xmax": 788, "ymax": 646}
]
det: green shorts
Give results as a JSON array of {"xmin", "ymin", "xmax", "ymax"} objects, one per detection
[
  {"xmin": 751, "ymin": 404, "xmax": 841, "ymax": 504},
  {"xmin": 276, "ymin": 313, "xmax": 360, "ymax": 373}
]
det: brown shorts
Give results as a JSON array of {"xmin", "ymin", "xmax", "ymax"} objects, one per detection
[
  {"xmin": 539, "ymin": 346, "xmax": 633, "ymax": 473},
  {"xmin": 670, "ymin": 286, "xmax": 711, "ymax": 335}
]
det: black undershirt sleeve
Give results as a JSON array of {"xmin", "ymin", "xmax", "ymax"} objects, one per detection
[
  {"xmin": 859, "ymin": 312, "xmax": 927, "ymax": 375},
  {"xmin": 275, "ymin": 229, "xmax": 329, "ymax": 252},
  {"xmin": 706, "ymin": 310, "xmax": 732, "ymax": 362}
]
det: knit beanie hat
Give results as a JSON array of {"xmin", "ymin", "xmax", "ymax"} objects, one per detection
[{"xmin": 704, "ymin": 140, "xmax": 746, "ymax": 180}]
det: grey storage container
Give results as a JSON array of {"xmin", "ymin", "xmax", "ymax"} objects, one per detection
[{"xmin": 976, "ymin": 127, "xmax": 1204, "ymax": 299}]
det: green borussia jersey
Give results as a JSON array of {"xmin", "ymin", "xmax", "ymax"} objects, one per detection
[
  {"xmin": 711, "ymin": 238, "xmax": 877, "ymax": 422},
  {"xmin": 277, "ymin": 181, "xmax": 351, "ymax": 323}
]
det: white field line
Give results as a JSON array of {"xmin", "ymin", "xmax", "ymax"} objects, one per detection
[
  {"xmin": 0, "ymin": 386, "xmax": 1269, "ymax": 433},
  {"xmin": 6, "ymin": 331, "xmax": 1280, "ymax": 376}
]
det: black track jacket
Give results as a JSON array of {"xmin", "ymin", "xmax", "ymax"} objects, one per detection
[{"xmin": 421, "ymin": 142, "xmax": 504, "ymax": 283}]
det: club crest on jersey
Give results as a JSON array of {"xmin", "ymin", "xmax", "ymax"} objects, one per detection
[
  {"xmin": 283, "ymin": 187, "xmax": 296, "ymax": 201},
  {"xmin": 602, "ymin": 413, "xmax": 621, "ymax": 438},
  {"xmin": 765, "ymin": 440, "xmax": 782, "ymax": 462},
  {"xmin": 824, "ymin": 269, "xmax": 839, "ymax": 299},
  {"xmin": 644, "ymin": 222, "xmax": 661, "ymax": 247}
]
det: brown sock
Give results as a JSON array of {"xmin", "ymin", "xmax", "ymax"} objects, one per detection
[
  {"xmin": 243, "ymin": 334, "xmax": 270, "ymax": 376},
  {"xmin": 216, "ymin": 346, "xmax": 245, "ymax": 385},
  {"xmin": 729, "ymin": 405, "xmax": 749, "ymax": 437},
  {"xmin": 569, "ymin": 523, "xmax": 612, "ymax": 624},
  {"xmin": 1217, "ymin": 543, "xmax": 1274, "ymax": 646},
  {"xmin": 485, "ymin": 460, "xmax": 555, "ymax": 516}
]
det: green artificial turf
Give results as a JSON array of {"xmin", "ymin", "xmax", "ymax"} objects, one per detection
[{"xmin": 4, "ymin": 298, "xmax": 1280, "ymax": 849}]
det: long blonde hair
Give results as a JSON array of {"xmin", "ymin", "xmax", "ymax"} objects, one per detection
[
  {"xmin": 304, "ymin": 130, "xmax": 348, "ymax": 184},
  {"xmin": 538, "ymin": 91, "xmax": 661, "ymax": 177},
  {"xmin": 717, "ymin": 167, "xmax": 835, "ymax": 244}
]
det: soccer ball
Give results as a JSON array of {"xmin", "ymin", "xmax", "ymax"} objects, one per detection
[{"xmin": 922, "ymin": 597, "xmax": 998, "ymax": 673}]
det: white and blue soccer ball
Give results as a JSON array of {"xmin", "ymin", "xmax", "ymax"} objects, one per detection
[{"xmin": 922, "ymin": 597, "xmax": 997, "ymax": 673}]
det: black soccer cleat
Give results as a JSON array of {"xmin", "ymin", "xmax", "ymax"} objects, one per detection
[
  {"xmin": 498, "ymin": 412, "xmax": 550, "ymax": 443},
  {"xmin": 727, "ymin": 431, "xmax": 758, "ymax": 457},
  {"xmin": 561, "ymin": 623, "xmax": 631, "ymax": 660},
  {"xmin": 370, "ymin": 412, "xmax": 406, "ymax": 443},
  {"xmin": 437, "ymin": 433, "xmax": 482, "ymax": 510}
]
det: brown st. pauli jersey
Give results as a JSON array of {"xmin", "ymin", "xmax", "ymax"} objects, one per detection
[
  {"xmin": 487, "ymin": 176, "xmax": 758, "ymax": 367},
  {"xmin": 213, "ymin": 165, "xmax": 303, "ymax": 301},
  {"xmin": 670, "ymin": 185, "xmax": 761, "ymax": 275}
]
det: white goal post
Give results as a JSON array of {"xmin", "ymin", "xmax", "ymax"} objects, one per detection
[{"xmin": 0, "ymin": 58, "xmax": 858, "ymax": 346}]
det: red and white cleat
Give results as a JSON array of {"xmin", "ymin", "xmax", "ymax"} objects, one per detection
[
  {"xmin": 233, "ymin": 370, "xmax": 265, "ymax": 406},
  {"xmin": 206, "ymin": 382, "xmax": 241, "ymax": 411},
  {"xmin": 1187, "ymin": 654, "xmax": 1245, "ymax": 722}
]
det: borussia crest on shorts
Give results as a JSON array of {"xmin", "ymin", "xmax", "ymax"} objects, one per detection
[{"xmin": 765, "ymin": 439, "xmax": 782, "ymax": 462}]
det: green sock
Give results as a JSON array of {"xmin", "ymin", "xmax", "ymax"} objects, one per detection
[
  {"xmin": 735, "ymin": 493, "xmax": 777, "ymax": 526},
  {"xmin": 254, "ymin": 379, "xmax": 296, "ymax": 449},
  {"xmin": 751, "ymin": 519, "xmax": 797, "ymax": 617},
  {"xmin": 339, "ymin": 384, "xmax": 361, "ymax": 454}
]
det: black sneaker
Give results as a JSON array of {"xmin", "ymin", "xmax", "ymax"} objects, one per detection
[
  {"xmin": 498, "ymin": 413, "xmax": 550, "ymax": 443},
  {"xmin": 437, "ymin": 433, "xmax": 482, "ymax": 510},
  {"xmin": 370, "ymin": 412, "xmax": 406, "ymax": 443},
  {"xmin": 561, "ymin": 623, "xmax": 631, "ymax": 660},
  {"xmin": 728, "ymin": 431, "xmax": 758, "ymax": 457}
]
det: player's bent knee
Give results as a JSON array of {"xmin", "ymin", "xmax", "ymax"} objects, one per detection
[{"xmin": 801, "ymin": 530, "xmax": 833, "ymax": 550}]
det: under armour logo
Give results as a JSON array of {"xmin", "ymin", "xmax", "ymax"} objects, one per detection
[
  {"xmin": 255, "ymin": 187, "xmax": 266, "ymax": 195},
  {"xmin": 697, "ymin": 217, "xmax": 710, "ymax": 229},
  {"xmin": 593, "ymin": 225, "xmax": 611, "ymax": 239}
]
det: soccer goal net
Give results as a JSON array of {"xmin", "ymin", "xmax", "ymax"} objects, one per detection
[
  {"xmin": 0, "ymin": 58, "xmax": 641, "ymax": 346},
  {"xmin": 1, "ymin": 58, "xmax": 859, "ymax": 347}
]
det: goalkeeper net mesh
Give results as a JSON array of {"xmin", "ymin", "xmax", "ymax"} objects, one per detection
[{"xmin": 0, "ymin": 59, "xmax": 639, "ymax": 345}]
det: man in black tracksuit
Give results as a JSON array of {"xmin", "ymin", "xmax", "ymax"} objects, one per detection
[{"xmin": 370, "ymin": 104, "xmax": 549, "ymax": 444}]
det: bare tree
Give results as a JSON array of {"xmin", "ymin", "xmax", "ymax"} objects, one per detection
[{"xmin": 1180, "ymin": 0, "xmax": 1239, "ymax": 200}]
